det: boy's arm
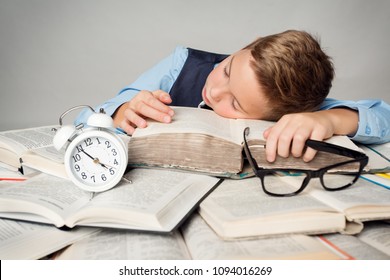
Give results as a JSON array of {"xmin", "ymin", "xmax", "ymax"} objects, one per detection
[
  {"xmin": 264, "ymin": 98, "xmax": 390, "ymax": 162},
  {"xmin": 263, "ymin": 108, "xmax": 358, "ymax": 162},
  {"xmin": 319, "ymin": 98, "xmax": 390, "ymax": 144}
]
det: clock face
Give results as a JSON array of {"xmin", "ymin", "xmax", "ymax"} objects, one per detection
[{"xmin": 64, "ymin": 130, "xmax": 128, "ymax": 192}]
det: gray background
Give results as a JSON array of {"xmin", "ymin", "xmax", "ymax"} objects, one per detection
[{"xmin": 1, "ymin": 0, "xmax": 389, "ymax": 131}]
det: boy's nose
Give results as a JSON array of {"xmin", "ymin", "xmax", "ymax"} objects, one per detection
[{"xmin": 210, "ymin": 87, "xmax": 227, "ymax": 102}]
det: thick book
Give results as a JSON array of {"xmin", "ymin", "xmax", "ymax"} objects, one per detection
[
  {"xmin": 0, "ymin": 125, "xmax": 66, "ymax": 178},
  {"xmin": 54, "ymin": 213, "xmax": 345, "ymax": 260},
  {"xmin": 0, "ymin": 168, "xmax": 220, "ymax": 232},
  {"xmin": 0, "ymin": 218, "xmax": 98, "ymax": 260},
  {"xmin": 198, "ymin": 174, "xmax": 390, "ymax": 239},
  {"xmin": 127, "ymin": 107, "xmax": 386, "ymax": 178}
]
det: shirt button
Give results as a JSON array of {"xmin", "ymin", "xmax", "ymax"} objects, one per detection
[{"xmin": 365, "ymin": 126, "xmax": 371, "ymax": 135}]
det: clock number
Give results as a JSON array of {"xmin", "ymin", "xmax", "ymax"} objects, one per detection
[
  {"xmin": 81, "ymin": 172, "xmax": 87, "ymax": 180},
  {"xmin": 105, "ymin": 141, "xmax": 111, "ymax": 148},
  {"xmin": 91, "ymin": 175, "xmax": 96, "ymax": 182},
  {"xmin": 112, "ymin": 148, "xmax": 117, "ymax": 156},
  {"xmin": 114, "ymin": 159, "xmax": 119, "ymax": 165},
  {"xmin": 96, "ymin": 137, "xmax": 101, "ymax": 144},
  {"xmin": 73, "ymin": 154, "xmax": 81, "ymax": 162},
  {"xmin": 74, "ymin": 164, "xmax": 80, "ymax": 172},
  {"xmin": 76, "ymin": 145, "xmax": 83, "ymax": 153},
  {"xmin": 84, "ymin": 138, "xmax": 93, "ymax": 147},
  {"xmin": 101, "ymin": 174, "xmax": 107, "ymax": 181},
  {"xmin": 109, "ymin": 168, "xmax": 115, "ymax": 175}
]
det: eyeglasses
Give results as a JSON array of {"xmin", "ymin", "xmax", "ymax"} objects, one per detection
[{"xmin": 243, "ymin": 127, "xmax": 369, "ymax": 197}]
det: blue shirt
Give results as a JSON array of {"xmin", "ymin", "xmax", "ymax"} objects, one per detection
[{"xmin": 77, "ymin": 46, "xmax": 390, "ymax": 144}]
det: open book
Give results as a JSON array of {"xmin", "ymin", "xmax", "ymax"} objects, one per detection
[
  {"xmin": 128, "ymin": 107, "xmax": 384, "ymax": 178},
  {"xmin": 199, "ymin": 174, "xmax": 390, "ymax": 239},
  {"xmin": 359, "ymin": 143, "xmax": 390, "ymax": 173},
  {"xmin": 319, "ymin": 221, "xmax": 390, "ymax": 260},
  {"xmin": 0, "ymin": 218, "xmax": 98, "ymax": 260},
  {"xmin": 365, "ymin": 142, "xmax": 390, "ymax": 162},
  {"xmin": 0, "ymin": 164, "xmax": 37, "ymax": 181},
  {"xmin": 0, "ymin": 125, "xmax": 66, "ymax": 178},
  {"xmin": 0, "ymin": 168, "xmax": 220, "ymax": 232},
  {"xmin": 54, "ymin": 213, "xmax": 345, "ymax": 260}
]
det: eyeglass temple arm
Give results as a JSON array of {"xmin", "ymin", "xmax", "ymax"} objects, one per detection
[
  {"xmin": 243, "ymin": 127, "xmax": 261, "ymax": 168},
  {"xmin": 305, "ymin": 139, "xmax": 367, "ymax": 159}
]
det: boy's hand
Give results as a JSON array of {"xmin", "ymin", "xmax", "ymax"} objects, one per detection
[
  {"xmin": 263, "ymin": 109, "xmax": 358, "ymax": 163},
  {"xmin": 263, "ymin": 111, "xmax": 336, "ymax": 163},
  {"xmin": 113, "ymin": 90, "xmax": 174, "ymax": 135}
]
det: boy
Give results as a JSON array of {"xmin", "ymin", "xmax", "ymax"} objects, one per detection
[{"xmin": 77, "ymin": 30, "xmax": 390, "ymax": 162}]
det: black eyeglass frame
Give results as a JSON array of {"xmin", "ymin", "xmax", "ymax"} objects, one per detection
[{"xmin": 243, "ymin": 127, "xmax": 369, "ymax": 197}]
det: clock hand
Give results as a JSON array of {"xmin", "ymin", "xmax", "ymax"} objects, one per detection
[
  {"xmin": 80, "ymin": 149, "xmax": 107, "ymax": 168},
  {"xmin": 81, "ymin": 149, "xmax": 95, "ymax": 161},
  {"xmin": 80, "ymin": 149, "xmax": 116, "ymax": 170},
  {"xmin": 98, "ymin": 162, "xmax": 117, "ymax": 169}
]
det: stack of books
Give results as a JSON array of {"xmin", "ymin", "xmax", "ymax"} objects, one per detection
[{"xmin": 1, "ymin": 107, "xmax": 389, "ymax": 260}]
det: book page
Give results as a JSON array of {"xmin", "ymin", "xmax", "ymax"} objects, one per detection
[
  {"xmin": 133, "ymin": 107, "xmax": 275, "ymax": 145},
  {"xmin": 325, "ymin": 135, "xmax": 363, "ymax": 152},
  {"xmin": 66, "ymin": 168, "xmax": 219, "ymax": 230},
  {"xmin": 0, "ymin": 160, "xmax": 20, "ymax": 173},
  {"xmin": 0, "ymin": 125, "xmax": 58, "ymax": 156},
  {"xmin": 0, "ymin": 164, "xmax": 37, "ymax": 181},
  {"xmin": 0, "ymin": 148, "xmax": 22, "ymax": 168},
  {"xmin": 133, "ymin": 107, "xmax": 238, "ymax": 143},
  {"xmin": 359, "ymin": 144, "xmax": 390, "ymax": 172},
  {"xmin": 181, "ymin": 213, "xmax": 342, "ymax": 260},
  {"xmin": 304, "ymin": 175, "xmax": 390, "ymax": 221},
  {"xmin": 233, "ymin": 118, "xmax": 273, "ymax": 143},
  {"xmin": 199, "ymin": 177, "xmax": 345, "ymax": 238},
  {"xmin": 0, "ymin": 218, "xmax": 97, "ymax": 260},
  {"xmin": 55, "ymin": 229, "xmax": 190, "ymax": 260},
  {"xmin": 357, "ymin": 221, "xmax": 390, "ymax": 256},
  {"xmin": 21, "ymin": 146, "xmax": 67, "ymax": 179},
  {"xmin": 366, "ymin": 142, "xmax": 390, "ymax": 161},
  {"xmin": 320, "ymin": 221, "xmax": 390, "ymax": 259},
  {"xmin": 204, "ymin": 177, "xmax": 334, "ymax": 216},
  {"xmin": 320, "ymin": 234, "xmax": 388, "ymax": 260},
  {"xmin": 0, "ymin": 173, "xmax": 91, "ymax": 227},
  {"xmin": 360, "ymin": 174, "xmax": 390, "ymax": 189},
  {"xmin": 25, "ymin": 145, "xmax": 65, "ymax": 164}
]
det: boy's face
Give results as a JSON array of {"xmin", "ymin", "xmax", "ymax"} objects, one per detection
[{"xmin": 202, "ymin": 49, "xmax": 270, "ymax": 119}]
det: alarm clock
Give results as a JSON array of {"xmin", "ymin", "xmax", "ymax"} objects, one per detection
[{"xmin": 53, "ymin": 105, "xmax": 128, "ymax": 192}]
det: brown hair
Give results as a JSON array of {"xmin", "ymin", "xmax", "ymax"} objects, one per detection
[{"xmin": 245, "ymin": 30, "xmax": 334, "ymax": 120}]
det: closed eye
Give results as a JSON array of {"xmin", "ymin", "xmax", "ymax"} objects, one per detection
[
  {"xmin": 223, "ymin": 57, "xmax": 233, "ymax": 78},
  {"xmin": 232, "ymin": 98, "xmax": 243, "ymax": 112},
  {"xmin": 223, "ymin": 65, "xmax": 229, "ymax": 78}
]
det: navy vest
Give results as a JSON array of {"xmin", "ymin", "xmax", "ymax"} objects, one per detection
[{"xmin": 169, "ymin": 48, "xmax": 229, "ymax": 107}]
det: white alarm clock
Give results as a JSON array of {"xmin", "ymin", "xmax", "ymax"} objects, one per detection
[{"xmin": 53, "ymin": 105, "xmax": 128, "ymax": 192}]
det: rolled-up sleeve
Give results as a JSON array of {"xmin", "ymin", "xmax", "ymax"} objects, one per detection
[{"xmin": 319, "ymin": 98, "xmax": 390, "ymax": 144}]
